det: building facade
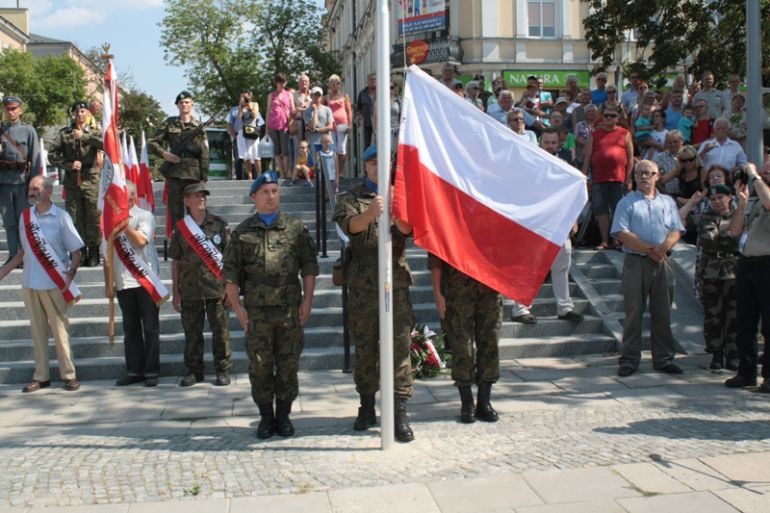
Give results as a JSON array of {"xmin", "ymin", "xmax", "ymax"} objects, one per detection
[{"xmin": 324, "ymin": 0, "xmax": 635, "ymax": 173}]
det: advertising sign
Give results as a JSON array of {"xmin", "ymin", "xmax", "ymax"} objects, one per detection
[
  {"xmin": 397, "ymin": 0, "xmax": 448, "ymax": 36},
  {"xmin": 502, "ymin": 70, "xmax": 590, "ymax": 89}
]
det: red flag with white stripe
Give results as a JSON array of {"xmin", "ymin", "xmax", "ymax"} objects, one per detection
[
  {"xmin": 393, "ymin": 65, "xmax": 587, "ymax": 305},
  {"xmin": 139, "ymin": 131, "xmax": 155, "ymax": 212}
]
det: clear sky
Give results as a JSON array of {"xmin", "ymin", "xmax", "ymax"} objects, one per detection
[{"xmin": 3, "ymin": 0, "xmax": 325, "ymax": 115}]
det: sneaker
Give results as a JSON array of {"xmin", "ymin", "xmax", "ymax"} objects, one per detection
[
  {"xmin": 512, "ymin": 313, "xmax": 537, "ymax": 324},
  {"xmin": 558, "ymin": 311, "xmax": 584, "ymax": 323},
  {"xmin": 180, "ymin": 373, "xmax": 204, "ymax": 387}
]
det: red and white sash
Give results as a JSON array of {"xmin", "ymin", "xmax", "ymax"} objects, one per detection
[
  {"xmin": 21, "ymin": 208, "xmax": 81, "ymax": 305},
  {"xmin": 176, "ymin": 215, "xmax": 223, "ymax": 280},
  {"xmin": 114, "ymin": 233, "xmax": 169, "ymax": 305}
]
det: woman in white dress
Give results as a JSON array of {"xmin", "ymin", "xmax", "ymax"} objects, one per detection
[{"xmin": 237, "ymin": 91, "xmax": 263, "ymax": 180}]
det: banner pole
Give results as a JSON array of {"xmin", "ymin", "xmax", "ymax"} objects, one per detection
[{"xmin": 376, "ymin": 0, "xmax": 394, "ymax": 450}]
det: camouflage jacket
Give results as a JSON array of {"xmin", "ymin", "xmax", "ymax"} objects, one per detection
[
  {"xmin": 698, "ymin": 211, "xmax": 739, "ymax": 280},
  {"xmin": 48, "ymin": 124, "xmax": 103, "ymax": 186},
  {"xmin": 427, "ymin": 252, "xmax": 499, "ymax": 297},
  {"xmin": 169, "ymin": 212, "xmax": 230, "ymax": 300},
  {"xmin": 222, "ymin": 212, "xmax": 319, "ymax": 308},
  {"xmin": 332, "ymin": 182, "xmax": 412, "ymax": 291},
  {"xmin": 147, "ymin": 116, "xmax": 209, "ymax": 181}
]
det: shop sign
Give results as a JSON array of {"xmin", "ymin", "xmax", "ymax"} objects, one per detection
[
  {"xmin": 502, "ymin": 70, "xmax": 590, "ymax": 88},
  {"xmin": 397, "ymin": 0, "xmax": 448, "ymax": 36},
  {"xmin": 406, "ymin": 40, "xmax": 430, "ymax": 64}
]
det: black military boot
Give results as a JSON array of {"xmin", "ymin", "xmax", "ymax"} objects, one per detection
[
  {"xmin": 394, "ymin": 396, "xmax": 414, "ymax": 443},
  {"xmin": 710, "ymin": 349, "xmax": 724, "ymax": 370},
  {"xmin": 458, "ymin": 385, "xmax": 475, "ymax": 424},
  {"xmin": 353, "ymin": 394, "xmax": 377, "ymax": 431},
  {"xmin": 256, "ymin": 403, "xmax": 275, "ymax": 439},
  {"xmin": 726, "ymin": 351, "xmax": 739, "ymax": 371},
  {"xmin": 275, "ymin": 399, "xmax": 295, "ymax": 437},
  {"xmin": 84, "ymin": 245, "xmax": 100, "ymax": 267},
  {"xmin": 475, "ymin": 382, "xmax": 499, "ymax": 422}
]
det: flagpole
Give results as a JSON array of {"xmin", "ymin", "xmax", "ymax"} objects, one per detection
[{"xmin": 376, "ymin": 0, "xmax": 394, "ymax": 450}]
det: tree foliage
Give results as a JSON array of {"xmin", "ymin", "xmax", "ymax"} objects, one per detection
[
  {"xmin": 159, "ymin": 0, "xmax": 340, "ymax": 115},
  {"xmin": 582, "ymin": 0, "xmax": 770, "ymax": 85},
  {"xmin": 120, "ymin": 87, "xmax": 167, "ymax": 138},
  {"xmin": 0, "ymin": 49, "xmax": 86, "ymax": 128}
]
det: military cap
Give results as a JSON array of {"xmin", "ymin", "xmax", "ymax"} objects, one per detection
[
  {"xmin": 175, "ymin": 91, "xmax": 193, "ymax": 104},
  {"xmin": 249, "ymin": 171, "xmax": 279, "ymax": 195},
  {"xmin": 362, "ymin": 144, "xmax": 377, "ymax": 162},
  {"xmin": 70, "ymin": 101, "xmax": 89, "ymax": 114},
  {"xmin": 2, "ymin": 96, "xmax": 22, "ymax": 106},
  {"xmin": 707, "ymin": 184, "xmax": 732, "ymax": 197},
  {"xmin": 183, "ymin": 183, "xmax": 211, "ymax": 196}
]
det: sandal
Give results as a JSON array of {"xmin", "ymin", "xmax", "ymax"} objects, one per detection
[{"xmin": 595, "ymin": 242, "xmax": 610, "ymax": 250}]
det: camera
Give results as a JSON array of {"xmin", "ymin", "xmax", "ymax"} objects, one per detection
[
  {"xmin": 733, "ymin": 165, "xmax": 749, "ymax": 185},
  {"xmin": 242, "ymin": 95, "xmax": 250, "ymax": 104}
]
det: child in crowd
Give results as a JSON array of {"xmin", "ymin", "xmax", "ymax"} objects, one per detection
[
  {"xmin": 634, "ymin": 103, "xmax": 653, "ymax": 146},
  {"xmin": 292, "ymin": 140, "xmax": 313, "ymax": 187},
  {"xmin": 678, "ymin": 105, "xmax": 695, "ymax": 144},
  {"xmin": 317, "ymin": 133, "xmax": 338, "ymax": 193}
]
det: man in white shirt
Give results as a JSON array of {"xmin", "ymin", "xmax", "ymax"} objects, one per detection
[
  {"xmin": 0, "ymin": 176, "xmax": 82, "ymax": 392},
  {"xmin": 698, "ymin": 117, "xmax": 747, "ymax": 172}
]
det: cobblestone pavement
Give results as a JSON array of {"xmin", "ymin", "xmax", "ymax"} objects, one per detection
[{"xmin": 1, "ymin": 353, "xmax": 769, "ymax": 509}]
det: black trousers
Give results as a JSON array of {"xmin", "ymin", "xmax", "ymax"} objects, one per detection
[
  {"xmin": 117, "ymin": 286, "xmax": 160, "ymax": 378},
  {"xmin": 735, "ymin": 257, "xmax": 770, "ymax": 380}
]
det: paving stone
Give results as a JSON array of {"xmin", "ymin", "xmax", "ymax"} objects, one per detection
[
  {"xmin": 28, "ymin": 505, "xmax": 128, "ymax": 513},
  {"xmin": 427, "ymin": 474, "xmax": 542, "ymax": 512},
  {"xmin": 127, "ymin": 499, "xmax": 228, "ymax": 512},
  {"xmin": 712, "ymin": 485, "xmax": 770, "ymax": 513},
  {"xmin": 522, "ymin": 467, "xmax": 641, "ymax": 504},
  {"xmin": 700, "ymin": 452, "xmax": 770, "ymax": 487},
  {"xmin": 612, "ymin": 462, "xmax": 692, "ymax": 495},
  {"xmin": 617, "ymin": 491, "xmax": 740, "ymax": 513},
  {"xmin": 514, "ymin": 499, "xmax": 626, "ymax": 513},
  {"xmin": 229, "ymin": 492, "xmax": 332, "ymax": 513},
  {"xmin": 329, "ymin": 483, "xmax": 440, "ymax": 513},
  {"xmin": 651, "ymin": 458, "xmax": 734, "ymax": 491}
]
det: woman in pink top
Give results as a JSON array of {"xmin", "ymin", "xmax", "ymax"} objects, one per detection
[
  {"xmin": 324, "ymin": 74, "xmax": 352, "ymax": 179},
  {"xmin": 265, "ymin": 72, "xmax": 293, "ymax": 177}
]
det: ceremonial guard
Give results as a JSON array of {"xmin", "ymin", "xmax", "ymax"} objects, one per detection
[
  {"xmin": 148, "ymin": 91, "xmax": 209, "ymax": 229},
  {"xmin": 170, "ymin": 183, "xmax": 233, "ymax": 387},
  {"xmin": 1, "ymin": 96, "xmax": 40, "ymax": 263},
  {"xmin": 428, "ymin": 254, "xmax": 502, "ymax": 423},
  {"xmin": 49, "ymin": 101, "xmax": 104, "ymax": 267},
  {"xmin": 223, "ymin": 172, "xmax": 318, "ymax": 439},
  {"xmin": 332, "ymin": 144, "xmax": 416, "ymax": 443}
]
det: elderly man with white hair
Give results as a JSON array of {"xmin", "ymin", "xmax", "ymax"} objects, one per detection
[{"xmin": 698, "ymin": 117, "xmax": 747, "ymax": 172}]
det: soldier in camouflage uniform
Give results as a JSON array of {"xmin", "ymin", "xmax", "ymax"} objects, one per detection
[
  {"xmin": 49, "ymin": 101, "xmax": 104, "ymax": 267},
  {"xmin": 148, "ymin": 91, "xmax": 209, "ymax": 231},
  {"xmin": 696, "ymin": 184, "xmax": 740, "ymax": 371},
  {"xmin": 332, "ymin": 144, "xmax": 417, "ymax": 443},
  {"xmin": 428, "ymin": 254, "xmax": 502, "ymax": 423},
  {"xmin": 1, "ymin": 96, "xmax": 40, "ymax": 263},
  {"xmin": 223, "ymin": 172, "xmax": 318, "ymax": 439},
  {"xmin": 170, "ymin": 183, "xmax": 232, "ymax": 387}
]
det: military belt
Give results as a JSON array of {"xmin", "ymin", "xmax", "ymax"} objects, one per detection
[
  {"xmin": 701, "ymin": 251, "xmax": 739, "ymax": 259},
  {"xmin": 0, "ymin": 160, "xmax": 28, "ymax": 171},
  {"xmin": 246, "ymin": 274, "xmax": 297, "ymax": 287},
  {"xmin": 178, "ymin": 151, "xmax": 201, "ymax": 159}
]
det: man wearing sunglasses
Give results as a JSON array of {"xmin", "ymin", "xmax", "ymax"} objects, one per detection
[{"xmin": 611, "ymin": 160, "xmax": 686, "ymax": 377}]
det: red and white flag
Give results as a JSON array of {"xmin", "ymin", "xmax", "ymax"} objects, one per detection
[
  {"xmin": 393, "ymin": 65, "xmax": 587, "ymax": 305},
  {"xmin": 128, "ymin": 135, "xmax": 142, "ymax": 195},
  {"xmin": 139, "ymin": 131, "xmax": 155, "ymax": 212},
  {"xmin": 121, "ymin": 132, "xmax": 135, "ymax": 185},
  {"xmin": 39, "ymin": 137, "xmax": 47, "ymax": 177},
  {"xmin": 98, "ymin": 59, "xmax": 129, "ymax": 243}
]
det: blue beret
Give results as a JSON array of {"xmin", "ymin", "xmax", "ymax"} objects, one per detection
[
  {"xmin": 250, "ymin": 171, "xmax": 279, "ymax": 195},
  {"xmin": 175, "ymin": 91, "xmax": 193, "ymax": 104},
  {"xmin": 362, "ymin": 144, "xmax": 378, "ymax": 162},
  {"xmin": 2, "ymin": 96, "xmax": 22, "ymax": 106}
]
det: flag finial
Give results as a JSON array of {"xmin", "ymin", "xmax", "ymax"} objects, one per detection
[{"xmin": 100, "ymin": 43, "xmax": 113, "ymax": 61}]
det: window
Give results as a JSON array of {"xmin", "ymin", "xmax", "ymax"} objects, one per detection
[{"xmin": 528, "ymin": 0, "xmax": 557, "ymax": 38}]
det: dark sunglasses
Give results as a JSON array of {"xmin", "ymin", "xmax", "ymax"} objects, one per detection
[
  {"xmin": 680, "ymin": 157, "xmax": 696, "ymax": 163},
  {"xmin": 604, "ymin": 113, "xmax": 619, "ymax": 118}
]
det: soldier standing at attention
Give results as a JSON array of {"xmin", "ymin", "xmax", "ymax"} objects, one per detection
[
  {"xmin": 428, "ymin": 254, "xmax": 502, "ymax": 423},
  {"xmin": 148, "ymin": 91, "xmax": 209, "ymax": 229},
  {"xmin": 170, "ymin": 183, "xmax": 233, "ymax": 387},
  {"xmin": 223, "ymin": 172, "xmax": 318, "ymax": 439},
  {"xmin": 49, "ymin": 101, "xmax": 104, "ymax": 267},
  {"xmin": 332, "ymin": 144, "xmax": 416, "ymax": 443},
  {"xmin": 0, "ymin": 96, "xmax": 40, "ymax": 264}
]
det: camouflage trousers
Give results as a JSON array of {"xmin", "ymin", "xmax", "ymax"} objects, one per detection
[
  {"xmin": 166, "ymin": 177, "xmax": 198, "ymax": 230},
  {"xmin": 245, "ymin": 305, "xmax": 304, "ymax": 405},
  {"xmin": 348, "ymin": 285, "xmax": 414, "ymax": 398},
  {"xmin": 444, "ymin": 275, "xmax": 502, "ymax": 386},
  {"xmin": 181, "ymin": 298, "xmax": 232, "ymax": 375},
  {"xmin": 65, "ymin": 180, "xmax": 101, "ymax": 246},
  {"xmin": 702, "ymin": 277, "xmax": 738, "ymax": 355}
]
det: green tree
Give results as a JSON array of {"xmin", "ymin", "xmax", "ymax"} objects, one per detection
[
  {"xmin": 0, "ymin": 49, "xmax": 86, "ymax": 127},
  {"xmin": 159, "ymin": 0, "xmax": 339, "ymax": 115},
  {"xmin": 120, "ymin": 87, "xmax": 167, "ymax": 138},
  {"xmin": 581, "ymin": 0, "xmax": 770, "ymax": 85}
]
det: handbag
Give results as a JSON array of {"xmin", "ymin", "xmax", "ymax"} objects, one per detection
[
  {"xmin": 288, "ymin": 117, "xmax": 299, "ymax": 136},
  {"xmin": 242, "ymin": 125, "xmax": 259, "ymax": 140},
  {"xmin": 258, "ymin": 136, "xmax": 274, "ymax": 159}
]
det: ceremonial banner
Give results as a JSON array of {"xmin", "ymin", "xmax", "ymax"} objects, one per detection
[
  {"xmin": 176, "ymin": 215, "xmax": 223, "ymax": 280},
  {"xmin": 21, "ymin": 208, "xmax": 80, "ymax": 305},
  {"xmin": 113, "ymin": 233, "xmax": 169, "ymax": 305},
  {"xmin": 393, "ymin": 65, "xmax": 587, "ymax": 305}
]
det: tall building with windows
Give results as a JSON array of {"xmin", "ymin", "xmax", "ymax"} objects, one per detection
[{"xmin": 324, "ymin": 0, "xmax": 633, "ymax": 172}]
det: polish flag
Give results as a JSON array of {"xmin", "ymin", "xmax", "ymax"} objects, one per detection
[
  {"xmin": 121, "ymin": 132, "xmax": 135, "ymax": 184},
  {"xmin": 39, "ymin": 137, "xmax": 47, "ymax": 177},
  {"xmin": 139, "ymin": 131, "xmax": 155, "ymax": 212},
  {"xmin": 393, "ymin": 65, "xmax": 587, "ymax": 306},
  {"xmin": 98, "ymin": 58, "xmax": 129, "ymax": 245},
  {"xmin": 128, "ymin": 135, "xmax": 142, "ymax": 200}
]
